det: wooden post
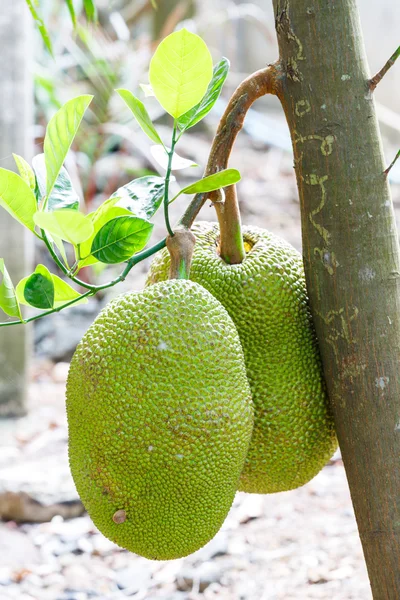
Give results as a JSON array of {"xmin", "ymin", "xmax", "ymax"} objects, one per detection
[{"xmin": 0, "ymin": 0, "xmax": 33, "ymax": 416}]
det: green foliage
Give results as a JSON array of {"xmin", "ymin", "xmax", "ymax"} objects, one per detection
[
  {"xmin": 91, "ymin": 216, "xmax": 154, "ymax": 264},
  {"xmin": 83, "ymin": 0, "xmax": 98, "ymax": 22},
  {"xmin": 21, "ymin": 265, "xmax": 55, "ymax": 310},
  {"xmin": 178, "ymin": 58, "xmax": 230, "ymax": 132},
  {"xmin": 33, "ymin": 154, "xmax": 80, "ymax": 211},
  {"xmin": 110, "ymin": 176, "xmax": 166, "ymax": 220},
  {"xmin": 0, "ymin": 169, "xmax": 37, "ymax": 232},
  {"xmin": 13, "ymin": 154, "xmax": 36, "ymax": 192},
  {"xmin": 25, "ymin": 0, "xmax": 53, "ymax": 55},
  {"xmin": 26, "ymin": 0, "xmax": 99, "ymax": 54},
  {"xmin": 34, "ymin": 209, "xmax": 94, "ymax": 246},
  {"xmin": 65, "ymin": 0, "xmax": 77, "ymax": 27},
  {"xmin": 17, "ymin": 266, "xmax": 87, "ymax": 309},
  {"xmin": 78, "ymin": 200, "xmax": 133, "ymax": 268},
  {"xmin": 0, "ymin": 30, "xmax": 235, "ymax": 326},
  {"xmin": 0, "ymin": 260, "xmax": 22, "ymax": 320},
  {"xmin": 149, "ymin": 29, "xmax": 213, "ymax": 118},
  {"xmin": 44, "ymin": 95, "xmax": 93, "ymax": 200},
  {"xmin": 180, "ymin": 169, "xmax": 241, "ymax": 195},
  {"xmin": 116, "ymin": 89, "xmax": 164, "ymax": 146}
]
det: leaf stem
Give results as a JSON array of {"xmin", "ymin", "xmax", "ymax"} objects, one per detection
[
  {"xmin": 0, "ymin": 237, "xmax": 167, "ymax": 328},
  {"xmin": 164, "ymin": 121, "xmax": 177, "ymax": 237},
  {"xmin": 0, "ymin": 290, "xmax": 94, "ymax": 328}
]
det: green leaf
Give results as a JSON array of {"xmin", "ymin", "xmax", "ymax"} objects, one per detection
[
  {"xmin": 139, "ymin": 83, "xmax": 155, "ymax": 97},
  {"xmin": 25, "ymin": 0, "xmax": 53, "ymax": 56},
  {"xmin": 50, "ymin": 234, "xmax": 70, "ymax": 268},
  {"xmin": 33, "ymin": 154, "xmax": 79, "ymax": 211},
  {"xmin": 181, "ymin": 169, "xmax": 241, "ymax": 195},
  {"xmin": 34, "ymin": 210, "xmax": 94, "ymax": 245},
  {"xmin": 150, "ymin": 146, "xmax": 198, "ymax": 170},
  {"xmin": 110, "ymin": 176, "xmax": 165, "ymax": 220},
  {"xmin": 44, "ymin": 95, "xmax": 93, "ymax": 199},
  {"xmin": 116, "ymin": 89, "xmax": 163, "ymax": 145},
  {"xmin": 0, "ymin": 169, "xmax": 37, "ymax": 232},
  {"xmin": 78, "ymin": 202, "xmax": 132, "ymax": 267},
  {"xmin": 65, "ymin": 0, "xmax": 77, "ymax": 27},
  {"xmin": 20, "ymin": 265, "xmax": 55, "ymax": 310},
  {"xmin": 83, "ymin": 0, "xmax": 98, "ymax": 21},
  {"xmin": 91, "ymin": 216, "xmax": 154, "ymax": 264},
  {"xmin": 149, "ymin": 28, "xmax": 213, "ymax": 118},
  {"xmin": 17, "ymin": 267, "xmax": 87, "ymax": 309},
  {"xmin": 13, "ymin": 154, "xmax": 36, "ymax": 192},
  {"xmin": 0, "ymin": 259, "xmax": 22, "ymax": 320},
  {"xmin": 178, "ymin": 58, "xmax": 230, "ymax": 131}
]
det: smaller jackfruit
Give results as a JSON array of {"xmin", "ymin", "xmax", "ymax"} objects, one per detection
[
  {"xmin": 66, "ymin": 280, "xmax": 253, "ymax": 560},
  {"xmin": 147, "ymin": 222, "xmax": 337, "ymax": 494}
]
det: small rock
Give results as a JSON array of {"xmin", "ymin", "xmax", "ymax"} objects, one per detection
[
  {"xmin": 51, "ymin": 362, "xmax": 70, "ymax": 383},
  {"xmin": 191, "ymin": 532, "xmax": 228, "ymax": 561},
  {"xmin": 115, "ymin": 564, "xmax": 151, "ymax": 593},
  {"xmin": 91, "ymin": 534, "xmax": 118, "ymax": 555},
  {"xmin": 148, "ymin": 595, "xmax": 189, "ymax": 600},
  {"xmin": 0, "ymin": 527, "xmax": 40, "ymax": 567},
  {"xmin": 176, "ymin": 562, "xmax": 222, "ymax": 593},
  {"xmin": 76, "ymin": 537, "xmax": 93, "ymax": 554},
  {"xmin": 63, "ymin": 564, "xmax": 92, "ymax": 590},
  {"xmin": 236, "ymin": 495, "xmax": 264, "ymax": 524}
]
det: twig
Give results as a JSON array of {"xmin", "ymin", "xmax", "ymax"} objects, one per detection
[
  {"xmin": 0, "ymin": 238, "xmax": 167, "ymax": 328},
  {"xmin": 384, "ymin": 149, "xmax": 400, "ymax": 178},
  {"xmin": 369, "ymin": 45, "xmax": 400, "ymax": 91},
  {"xmin": 0, "ymin": 290, "xmax": 94, "ymax": 328},
  {"xmin": 179, "ymin": 65, "xmax": 280, "ymax": 222}
]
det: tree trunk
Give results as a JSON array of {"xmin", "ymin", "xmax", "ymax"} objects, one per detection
[
  {"xmin": 0, "ymin": 0, "xmax": 33, "ymax": 417},
  {"xmin": 271, "ymin": 0, "xmax": 400, "ymax": 596}
]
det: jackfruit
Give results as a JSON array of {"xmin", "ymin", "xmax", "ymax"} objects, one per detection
[
  {"xmin": 66, "ymin": 279, "xmax": 253, "ymax": 560},
  {"xmin": 147, "ymin": 222, "xmax": 337, "ymax": 494}
]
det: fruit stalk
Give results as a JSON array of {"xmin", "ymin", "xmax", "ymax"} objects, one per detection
[
  {"xmin": 166, "ymin": 226, "xmax": 196, "ymax": 280},
  {"xmin": 179, "ymin": 65, "xmax": 280, "ymax": 263}
]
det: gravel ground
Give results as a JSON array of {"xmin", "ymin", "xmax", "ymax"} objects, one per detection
[{"xmin": 0, "ymin": 366, "xmax": 371, "ymax": 600}]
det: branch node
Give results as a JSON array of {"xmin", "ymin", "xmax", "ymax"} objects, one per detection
[
  {"xmin": 384, "ymin": 149, "xmax": 400, "ymax": 179},
  {"xmin": 167, "ymin": 226, "xmax": 196, "ymax": 280},
  {"xmin": 369, "ymin": 45, "xmax": 400, "ymax": 91}
]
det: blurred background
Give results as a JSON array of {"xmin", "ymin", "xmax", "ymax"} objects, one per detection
[{"xmin": 0, "ymin": 0, "xmax": 399, "ymax": 598}]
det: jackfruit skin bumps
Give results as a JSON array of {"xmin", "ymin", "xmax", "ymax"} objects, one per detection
[
  {"xmin": 147, "ymin": 223, "xmax": 337, "ymax": 494},
  {"xmin": 66, "ymin": 280, "xmax": 253, "ymax": 560}
]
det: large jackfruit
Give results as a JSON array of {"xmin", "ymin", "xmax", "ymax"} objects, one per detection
[
  {"xmin": 66, "ymin": 279, "xmax": 253, "ymax": 560},
  {"xmin": 147, "ymin": 222, "xmax": 337, "ymax": 494}
]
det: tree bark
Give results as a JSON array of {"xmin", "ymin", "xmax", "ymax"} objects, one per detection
[
  {"xmin": 0, "ymin": 1, "xmax": 33, "ymax": 416},
  {"xmin": 271, "ymin": 0, "xmax": 400, "ymax": 596}
]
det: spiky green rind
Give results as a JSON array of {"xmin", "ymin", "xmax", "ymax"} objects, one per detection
[
  {"xmin": 66, "ymin": 280, "xmax": 253, "ymax": 559},
  {"xmin": 147, "ymin": 223, "xmax": 337, "ymax": 494}
]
